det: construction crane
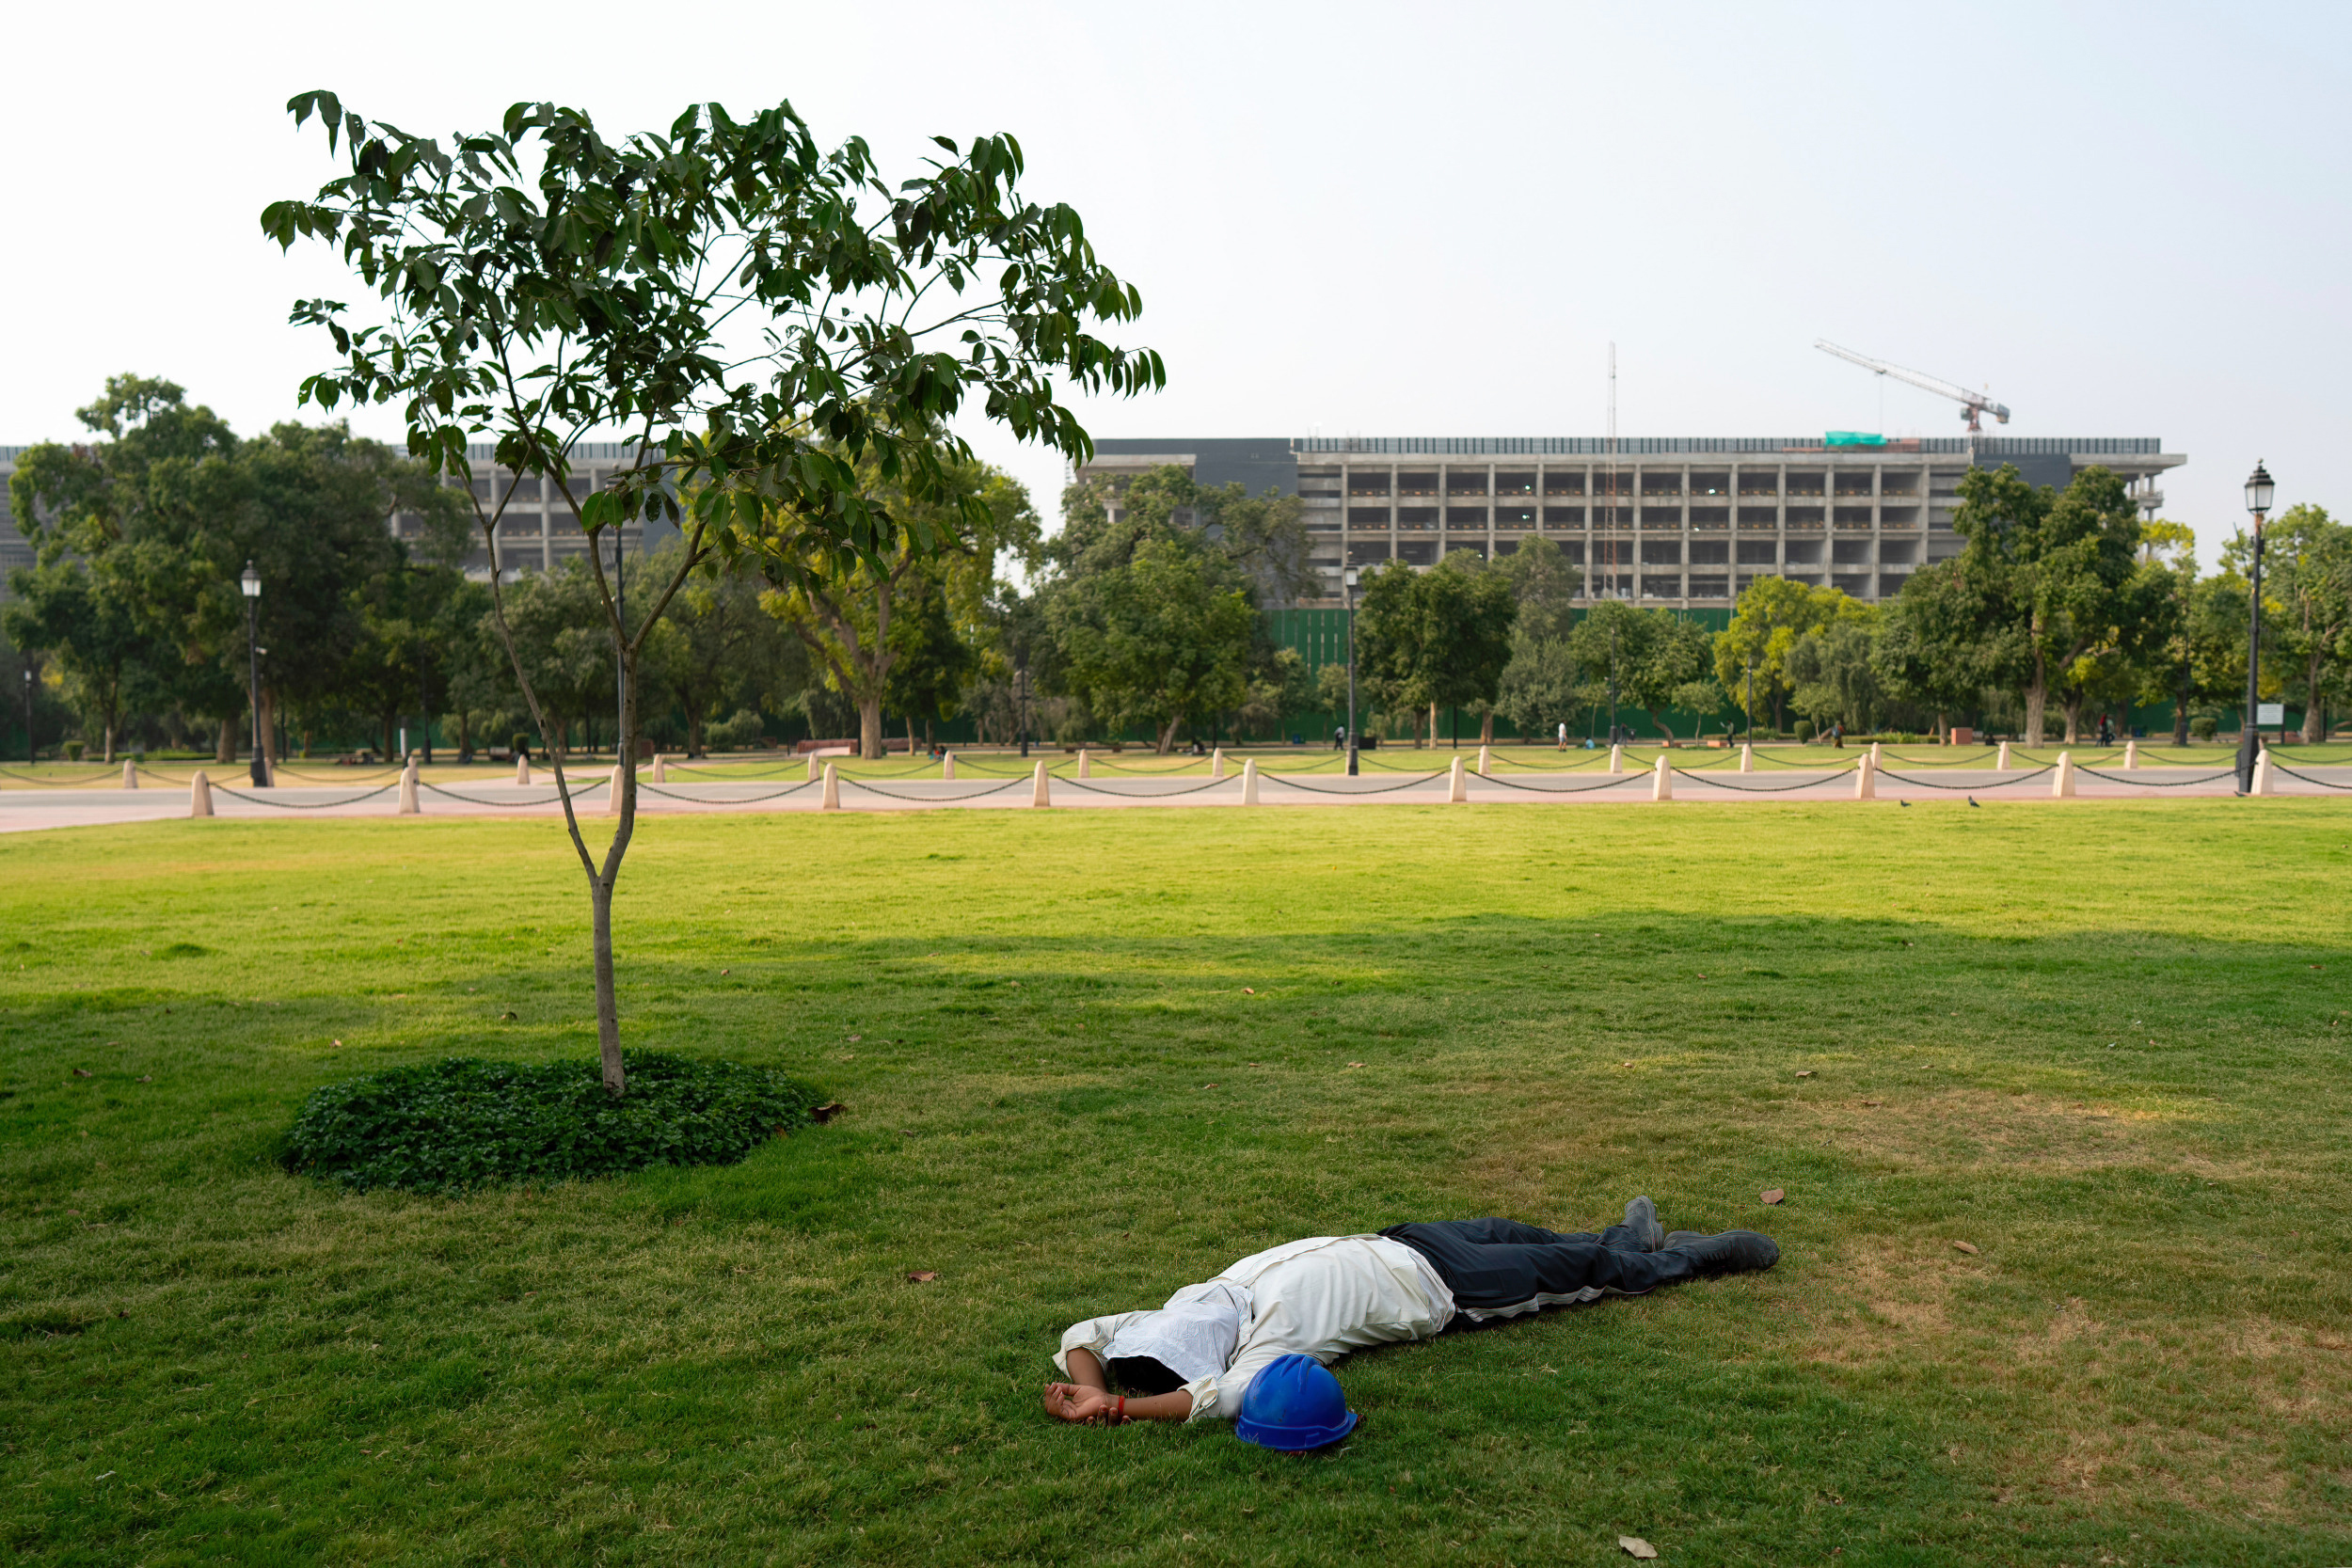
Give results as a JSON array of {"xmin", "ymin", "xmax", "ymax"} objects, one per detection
[{"xmin": 1814, "ymin": 340, "xmax": 2011, "ymax": 434}]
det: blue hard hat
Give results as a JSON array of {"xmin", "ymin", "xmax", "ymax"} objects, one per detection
[{"xmin": 1234, "ymin": 1354, "xmax": 1359, "ymax": 1451}]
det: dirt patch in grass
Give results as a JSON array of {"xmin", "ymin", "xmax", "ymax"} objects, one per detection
[{"xmin": 1787, "ymin": 1088, "xmax": 2185, "ymax": 1173}]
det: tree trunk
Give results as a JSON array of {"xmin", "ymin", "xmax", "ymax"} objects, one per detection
[
  {"xmin": 216, "ymin": 719, "xmax": 235, "ymax": 764},
  {"xmin": 859, "ymin": 694, "xmax": 884, "ymax": 760},
  {"xmin": 2306, "ymin": 653, "xmax": 2327, "ymax": 743},
  {"xmin": 1480, "ymin": 708, "xmax": 1494, "ymax": 745},
  {"xmin": 2060, "ymin": 693, "xmax": 2083, "ymax": 744},
  {"xmin": 1157, "ymin": 715, "xmax": 1184, "ymax": 754},
  {"xmin": 591, "ymin": 874, "xmax": 622, "ymax": 1094},
  {"xmin": 260, "ymin": 689, "xmax": 278, "ymax": 770},
  {"xmin": 908, "ymin": 713, "xmax": 917, "ymax": 755},
  {"xmin": 2024, "ymin": 661, "xmax": 2048, "ymax": 746},
  {"xmin": 102, "ymin": 721, "xmax": 115, "ymax": 766},
  {"xmin": 1427, "ymin": 701, "xmax": 1438, "ymax": 747},
  {"xmin": 687, "ymin": 707, "xmax": 705, "ymax": 757}
]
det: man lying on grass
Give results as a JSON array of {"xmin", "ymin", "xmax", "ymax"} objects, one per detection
[{"xmin": 1044, "ymin": 1200, "xmax": 1777, "ymax": 1442}]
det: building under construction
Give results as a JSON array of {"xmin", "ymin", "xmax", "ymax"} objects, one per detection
[{"xmin": 1077, "ymin": 436, "xmax": 2184, "ymax": 610}]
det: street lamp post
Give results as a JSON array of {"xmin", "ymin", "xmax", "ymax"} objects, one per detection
[
  {"xmin": 2235, "ymin": 461, "xmax": 2275, "ymax": 795},
  {"xmin": 1345, "ymin": 571, "xmax": 1364, "ymax": 780},
  {"xmin": 240, "ymin": 561, "xmax": 268, "ymax": 787},
  {"xmin": 21, "ymin": 666, "xmax": 31, "ymax": 764},
  {"xmin": 1015, "ymin": 663, "xmax": 1030, "ymax": 759},
  {"xmin": 1745, "ymin": 652, "xmax": 1756, "ymax": 747},
  {"xmin": 1607, "ymin": 625, "xmax": 1621, "ymax": 746}
]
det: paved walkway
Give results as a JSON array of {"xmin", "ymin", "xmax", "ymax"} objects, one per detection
[{"xmin": 2, "ymin": 758, "xmax": 2344, "ymax": 833}]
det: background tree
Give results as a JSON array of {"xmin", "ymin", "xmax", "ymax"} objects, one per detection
[
  {"xmin": 1040, "ymin": 464, "xmax": 1292, "ymax": 749},
  {"xmin": 1785, "ymin": 610, "xmax": 1889, "ymax": 735},
  {"xmin": 1713, "ymin": 578, "xmax": 1863, "ymax": 735},
  {"xmin": 1351, "ymin": 555, "xmax": 1518, "ymax": 746},
  {"xmin": 1493, "ymin": 537, "xmax": 1589, "ymax": 742},
  {"xmin": 1569, "ymin": 600, "xmax": 1711, "ymax": 741},
  {"xmin": 1948, "ymin": 464, "xmax": 2144, "ymax": 744},
  {"xmin": 8, "ymin": 376, "xmax": 460, "ymax": 765},
  {"xmin": 0, "ymin": 561, "xmax": 158, "ymax": 763},
  {"xmin": 268, "ymin": 91, "xmax": 1156, "ymax": 1093},
  {"xmin": 760, "ymin": 447, "xmax": 1035, "ymax": 758},
  {"xmin": 638, "ymin": 544, "xmax": 799, "ymax": 755},
  {"xmin": 2259, "ymin": 503, "xmax": 2352, "ymax": 742},
  {"xmin": 1875, "ymin": 562, "xmax": 1997, "ymax": 740},
  {"xmin": 1048, "ymin": 533, "xmax": 1255, "ymax": 751}
]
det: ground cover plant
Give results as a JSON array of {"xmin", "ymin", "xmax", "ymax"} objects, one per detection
[
  {"xmin": 279, "ymin": 1052, "xmax": 826, "ymax": 1194},
  {"xmin": 2, "ymin": 799, "xmax": 2349, "ymax": 1565}
]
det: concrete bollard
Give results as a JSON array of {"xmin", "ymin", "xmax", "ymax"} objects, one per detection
[
  {"xmin": 1242, "ymin": 757, "xmax": 1260, "ymax": 805},
  {"xmin": 1608, "ymin": 743, "xmax": 1624, "ymax": 775},
  {"xmin": 2053, "ymin": 752, "xmax": 2075, "ymax": 798},
  {"xmin": 2124, "ymin": 739, "xmax": 2138, "ymax": 770},
  {"xmin": 188, "ymin": 769, "xmax": 214, "ymax": 818},
  {"xmin": 652, "ymin": 753, "xmax": 668, "ymax": 784},
  {"xmin": 1031, "ymin": 760, "xmax": 1051, "ymax": 808},
  {"xmin": 516, "ymin": 753, "xmax": 531, "ymax": 786},
  {"xmin": 1211, "ymin": 747, "xmax": 1226, "ymax": 780},
  {"xmin": 1476, "ymin": 744, "xmax": 1491, "ymax": 776},
  {"xmin": 1650, "ymin": 753, "xmax": 1673, "ymax": 801},
  {"xmin": 942, "ymin": 752, "xmax": 956, "ymax": 781},
  {"xmin": 807, "ymin": 752, "xmax": 820, "ymax": 783},
  {"xmin": 1449, "ymin": 755, "xmax": 1469, "ymax": 802},
  {"xmin": 1740, "ymin": 743, "xmax": 1754, "ymax": 773},
  {"xmin": 1077, "ymin": 748, "xmax": 1090, "ymax": 779},
  {"xmin": 606, "ymin": 765, "xmax": 625, "ymax": 815},
  {"xmin": 1854, "ymin": 752, "xmax": 1876, "ymax": 800},
  {"xmin": 1997, "ymin": 740, "xmax": 2012, "ymax": 770},
  {"xmin": 122, "ymin": 759, "xmax": 137, "ymax": 789},
  {"xmin": 398, "ymin": 757, "xmax": 421, "ymax": 815},
  {"xmin": 821, "ymin": 762, "xmax": 840, "ymax": 811},
  {"xmin": 2250, "ymin": 748, "xmax": 2275, "ymax": 797},
  {"xmin": 1869, "ymin": 740, "xmax": 1883, "ymax": 767}
]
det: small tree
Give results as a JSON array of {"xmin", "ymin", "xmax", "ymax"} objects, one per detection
[
  {"xmin": 1569, "ymin": 601, "xmax": 1711, "ymax": 742},
  {"xmin": 266, "ymin": 92, "xmax": 1157, "ymax": 1092}
]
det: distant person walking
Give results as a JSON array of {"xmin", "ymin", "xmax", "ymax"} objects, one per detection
[
  {"xmin": 1557, "ymin": 721, "xmax": 1568, "ymax": 751},
  {"xmin": 1831, "ymin": 721, "xmax": 1845, "ymax": 749}
]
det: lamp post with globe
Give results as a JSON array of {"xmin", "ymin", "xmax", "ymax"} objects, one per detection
[
  {"xmin": 2235, "ymin": 461, "xmax": 2274, "ymax": 795},
  {"xmin": 240, "ymin": 561, "xmax": 268, "ymax": 787}
]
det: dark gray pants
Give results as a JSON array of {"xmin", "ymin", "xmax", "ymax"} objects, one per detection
[{"xmin": 1381, "ymin": 1217, "xmax": 1699, "ymax": 1316}]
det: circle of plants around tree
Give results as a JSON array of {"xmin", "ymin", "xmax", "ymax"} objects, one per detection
[{"xmin": 279, "ymin": 1050, "xmax": 825, "ymax": 1195}]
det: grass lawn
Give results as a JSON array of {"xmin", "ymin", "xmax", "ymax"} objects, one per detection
[{"xmin": 4, "ymin": 800, "xmax": 2350, "ymax": 1565}]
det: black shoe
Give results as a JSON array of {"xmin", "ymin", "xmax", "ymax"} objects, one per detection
[
  {"xmin": 1622, "ymin": 1196, "xmax": 1663, "ymax": 1252},
  {"xmin": 1663, "ymin": 1229, "xmax": 1705, "ymax": 1250},
  {"xmin": 1662, "ymin": 1230, "xmax": 1779, "ymax": 1275}
]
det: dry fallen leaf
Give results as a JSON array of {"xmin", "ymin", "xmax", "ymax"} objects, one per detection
[
  {"xmin": 1620, "ymin": 1537, "xmax": 1659, "ymax": 1560},
  {"xmin": 719, "ymin": 968, "xmax": 729, "ymax": 975},
  {"xmin": 1346, "ymin": 1061, "xmax": 1365, "ymax": 1069},
  {"xmin": 1621, "ymin": 1060, "xmax": 1634, "ymax": 1068},
  {"xmin": 136, "ymin": 1075, "xmax": 151, "ymax": 1083},
  {"xmin": 847, "ymin": 1034, "xmax": 862, "ymax": 1041},
  {"xmin": 1202, "ymin": 1084, "xmax": 1219, "ymax": 1089},
  {"xmin": 810, "ymin": 1102, "xmax": 845, "ymax": 1123},
  {"xmin": 1862, "ymin": 1101, "xmax": 1882, "ymax": 1108},
  {"xmin": 70, "ymin": 1068, "xmax": 91, "ymax": 1078},
  {"xmin": 907, "ymin": 1271, "xmax": 939, "ymax": 1283},
  {"xmin": 1760, "ymin": 1188, "xmax": 1786, "ymax": 1205},
  {"xmin": 1951, "ymin": 1241, "xmax": 1979, "ymax": 1256},
  {"xmin": 1795, "ymin": 1070, "xmax": 1814, "ymax": 1078}
]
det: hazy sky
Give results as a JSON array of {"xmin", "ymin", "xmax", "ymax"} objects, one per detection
[{"xmin": 5, "ymin": 1, "xmax": 2343, "ymax": 567}]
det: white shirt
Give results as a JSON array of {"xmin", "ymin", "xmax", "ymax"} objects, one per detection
[{"xmin": 1056, "ymin": 1235, "xmax": 1455, "ymax": 1422}]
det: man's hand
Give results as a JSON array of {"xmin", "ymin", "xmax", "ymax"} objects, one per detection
[{"xmin": 1043, "ymin": 1382, "xmax": 1117, "ymax": 1425}]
